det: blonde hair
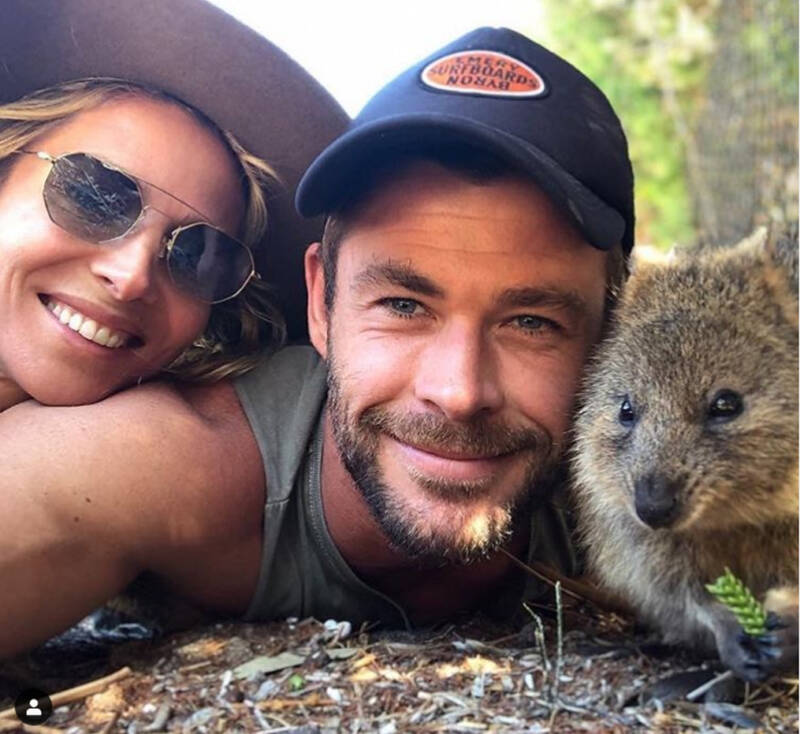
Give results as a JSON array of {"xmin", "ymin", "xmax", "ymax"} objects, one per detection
[{"xmin": 0, "ymin": 78, "xmax": 286, "ymax": 382}]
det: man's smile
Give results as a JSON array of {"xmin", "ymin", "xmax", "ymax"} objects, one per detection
[{"xmin": 387, "ymin": 433, "xmax": 517, "ymax": 485}]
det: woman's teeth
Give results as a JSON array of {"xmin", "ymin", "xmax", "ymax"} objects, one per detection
[{"xmin": 46, "ymin": 299, "xmax": 129, "ymax": 348}]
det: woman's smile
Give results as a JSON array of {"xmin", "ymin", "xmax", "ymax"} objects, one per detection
[{"xmin": 42, "ymin": 295, "xmax": 139, "ymax": 349}]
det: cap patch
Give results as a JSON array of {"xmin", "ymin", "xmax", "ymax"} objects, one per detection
[{"xmin": 421, "ymin": 50, "xmax": 546, "ymax": 98}]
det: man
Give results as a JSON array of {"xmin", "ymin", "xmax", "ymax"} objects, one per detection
[{"xmin": 0, "ymin": 27, "xmax": 633, "ymax": 655}]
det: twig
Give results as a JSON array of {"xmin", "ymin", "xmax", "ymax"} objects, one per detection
[
  {"xmin": 686, "ymin": 669, "xmax": 734, "ymax": 701},
  {"xmin": 144, "ymin": 701, "xmax": 171, "ymax": 731},
  {"xmin": 0, "ymin": 722, "xmax": 65, "ymax": 734},
  {"xmin": 522, "ymin": 602, "xmax": 550, "ymax": 674},
  {"xmin": 98, "ymin": 709, "xmax": 121, "ymax": 734},
  {"xmin": 547, "ymin": 705, "xmax": 560, "ymax": 731},
  {"xmin": 745, "ymin": 679, "xmax": 798, "ymax": 706},
  {"xmin": 255, "ymin": 709, "xmax": 292, "ymax": 728},
  {"xmin": 244, "ymin": 699, "xmax": 271, "ymax": 731},
  {"xmin": 500, "ymin": 549, "xmax": 630, "ymax": 613},
  {"xmin": 177, "ymin": 660, "xmax": 212, "ymax": 673},
  {"xmin": 0, "ymin": 666, "xmax": 132, "ymax": 719},
  {"xmin": 51, "ymin": 665, "xmax": 132, "ymax": 709},
  {"xmin": 553, "ymin": 581, "xmax": 564, "ymax": 700}
]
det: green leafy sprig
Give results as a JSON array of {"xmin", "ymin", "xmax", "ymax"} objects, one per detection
[{"xmin": 705, "ymin": 567, "xmax": 767, "ymax": 636}]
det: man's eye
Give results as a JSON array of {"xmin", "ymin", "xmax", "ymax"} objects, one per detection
[
  {"xmin": 381, "ymin": 298, "xmax": 422, "ymax": 317},
  {"xmin": 513, "ymin": 314, "xmax": 559, "ymax": 333}
]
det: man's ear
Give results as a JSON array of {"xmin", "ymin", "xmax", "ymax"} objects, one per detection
[{"xmin": 305, "ymin": 242, "xmax": 329, "ymax": 358}]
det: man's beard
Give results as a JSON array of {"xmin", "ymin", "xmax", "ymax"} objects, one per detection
[{"xmin": 325, "ymin": 350, "xmax": 561, "ymax": 565}]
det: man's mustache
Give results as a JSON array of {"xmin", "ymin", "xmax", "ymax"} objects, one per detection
[{"xmin": 358, "ymin": 408, "xmax": 547, "ymax": 458}]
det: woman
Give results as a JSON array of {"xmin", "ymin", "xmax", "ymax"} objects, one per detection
[
  {"xmin": 0, "ymin": 79, "xmax": 283, "ymax": 411},
  {"xmin": 0, "ymin": 0, "xmax": 346, "ymax": 656},
  {"xmin": 0, "ymin": 0, "xmax": 347, "ymax": 411}
]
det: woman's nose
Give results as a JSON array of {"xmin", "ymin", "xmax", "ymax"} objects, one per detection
[{"xmin": 88, "ymin": 229, "xmax": 165, "ymax": 303}]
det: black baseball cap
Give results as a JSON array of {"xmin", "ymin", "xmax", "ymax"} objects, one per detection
[{"xmin": 296, "ymin": 27, "xmax": 635, "ymax": 254}]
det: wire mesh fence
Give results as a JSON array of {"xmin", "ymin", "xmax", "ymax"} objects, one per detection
[{"xmin": 691, "ymin": 0, "xmax": 798, "ymax": 245}]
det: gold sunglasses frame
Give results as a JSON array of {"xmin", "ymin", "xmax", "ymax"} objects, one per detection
[{"xmin": 20, "ymin": 150, "xmax": 259, "ymax": 304}]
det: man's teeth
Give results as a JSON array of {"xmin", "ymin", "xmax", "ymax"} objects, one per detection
[{"xmin": 46, "ymin": 300, "xmax": 128, "ymax": 348}]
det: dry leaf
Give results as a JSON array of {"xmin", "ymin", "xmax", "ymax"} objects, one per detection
[
  {"xmin": 349, "ymin": 669, "xmax": 379, "ymax": 683},
  {"xmin": 259, "ymin": 693, "xmax": 331, "ymax": 711},
  {"xmin": 436, "ymin": 655, "xmax": 507, "ymax": 678},
  {"xmin": 233, "ymin": 652, "xmax": 306, "ymax": 680},
  {"xmin": 350, "ymin": 653, "xmax": 377, "ymax": 669},
  {"xmin": 176, "ymin": 638, "xmax": 226, "ymax": 661},
  {"xmin": 326, "ymin": 647, "xmax": 360, "ymax": 660}
]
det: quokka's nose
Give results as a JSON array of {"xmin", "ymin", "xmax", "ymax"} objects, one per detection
[{"xmin": 634, "ymin": 474, "xmax": 682, "ymax": 528}]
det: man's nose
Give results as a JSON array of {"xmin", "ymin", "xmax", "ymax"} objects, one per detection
[
  {"xmin": 413, "ymin": 321, "xmax": 503, "ymax": 421},
  {"xmin": 88, "ymin": 229, "xmax": 165, "ymax": 303}
]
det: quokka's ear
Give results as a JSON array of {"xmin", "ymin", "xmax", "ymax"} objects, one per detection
[
  {"xmin": 730, "ymin": 225, "xmax": 769, "ymax": 255},
  {"xmin": 765, "ymin": 223, "xmax": 798, "ymax": 296}
]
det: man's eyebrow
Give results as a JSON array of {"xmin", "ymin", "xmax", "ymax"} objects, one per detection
[
  {"xmin": 353, "ymin": 261, "xmax": 444, "ymax": 298},
  {"xmin": 496, "ymin": 286, "xmax": 588, "ymax": 317}
]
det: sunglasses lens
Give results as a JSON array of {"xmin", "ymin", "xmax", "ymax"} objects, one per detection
[
  {"xmin": 43, "ymin": 153, "xmax": 142, "ymax": 241},
  {"xmin": 168, "ymin": 225, "xmax": 254, "ymax": 302}
]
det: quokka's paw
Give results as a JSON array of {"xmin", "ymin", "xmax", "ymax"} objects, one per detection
[
  {"xmin": 717, "ymin": 612, "xmax": 798, "ymax": 682},
  {"xmin": 749, "ymin": 612, "xmax": 799, "ymax": 677}
]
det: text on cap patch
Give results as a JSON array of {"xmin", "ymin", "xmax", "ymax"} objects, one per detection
[{"xmin": 421, "ymin": 50, "xmax": 546, "ymax": 97}]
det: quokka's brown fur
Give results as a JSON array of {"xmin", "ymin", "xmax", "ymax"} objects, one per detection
[{"xmin": 572, "ymin": 227, "xmax": 798, "ymax": 680}]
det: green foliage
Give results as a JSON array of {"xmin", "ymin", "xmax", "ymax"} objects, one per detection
[
  {"xmin": 288, "ymin": 673, "xmax": 305, "ymax": 691},
  {"xmin": 531, "ymin": 0, "xmax": 711, "ymax": 248},
  {"xmin": 706, "ymin": 568, "xmax": 768, "ymax": 636},
  {"xmin": 529, "ymin": 0, "xmax": 797, "ymax": 249}
]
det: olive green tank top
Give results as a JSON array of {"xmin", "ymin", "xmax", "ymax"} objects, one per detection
[{"xmin": 235, "ymin": 346, "xmax": 576, "ymax": 629}]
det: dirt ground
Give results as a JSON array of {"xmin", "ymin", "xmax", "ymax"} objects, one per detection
[{"xmin": 0, "ymin": 597, "xmax": 796, "ymax": 734}]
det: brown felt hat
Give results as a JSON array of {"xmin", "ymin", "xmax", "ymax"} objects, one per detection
[{"xmin": 0, "ymin": 0, "xmax": 348, "ymax": 339}]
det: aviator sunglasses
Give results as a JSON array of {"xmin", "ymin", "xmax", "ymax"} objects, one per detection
[{"xmin": 21, "ymin": 150, "xmax": 258, "ymax": 303}]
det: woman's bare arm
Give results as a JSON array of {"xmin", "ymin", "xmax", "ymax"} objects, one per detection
[{"xmin": 0, "ymin": 379, "xmax": 264, "ymax": 658}]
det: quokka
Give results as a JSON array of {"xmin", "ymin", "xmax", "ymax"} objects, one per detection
[{"xmin": 572, "ymin": 227, "xmax": 798, "ymax": 681}]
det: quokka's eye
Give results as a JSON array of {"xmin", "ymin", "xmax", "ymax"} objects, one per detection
[
  {"xmin": 618, "ymin": 397, "xmax": 636, "ymax": 427},
  {"xmin": 707, "ymin": 389, "xmax": 744, "ymax": 422}
]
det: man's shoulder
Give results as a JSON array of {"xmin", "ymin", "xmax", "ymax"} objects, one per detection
[
  {"xmin": 233, "ymin": 345, "xmax": 327, "ymax": 454},
  {"xmin": 234, "ymin": 345, "xmax": 324, "ymax": 396}
]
